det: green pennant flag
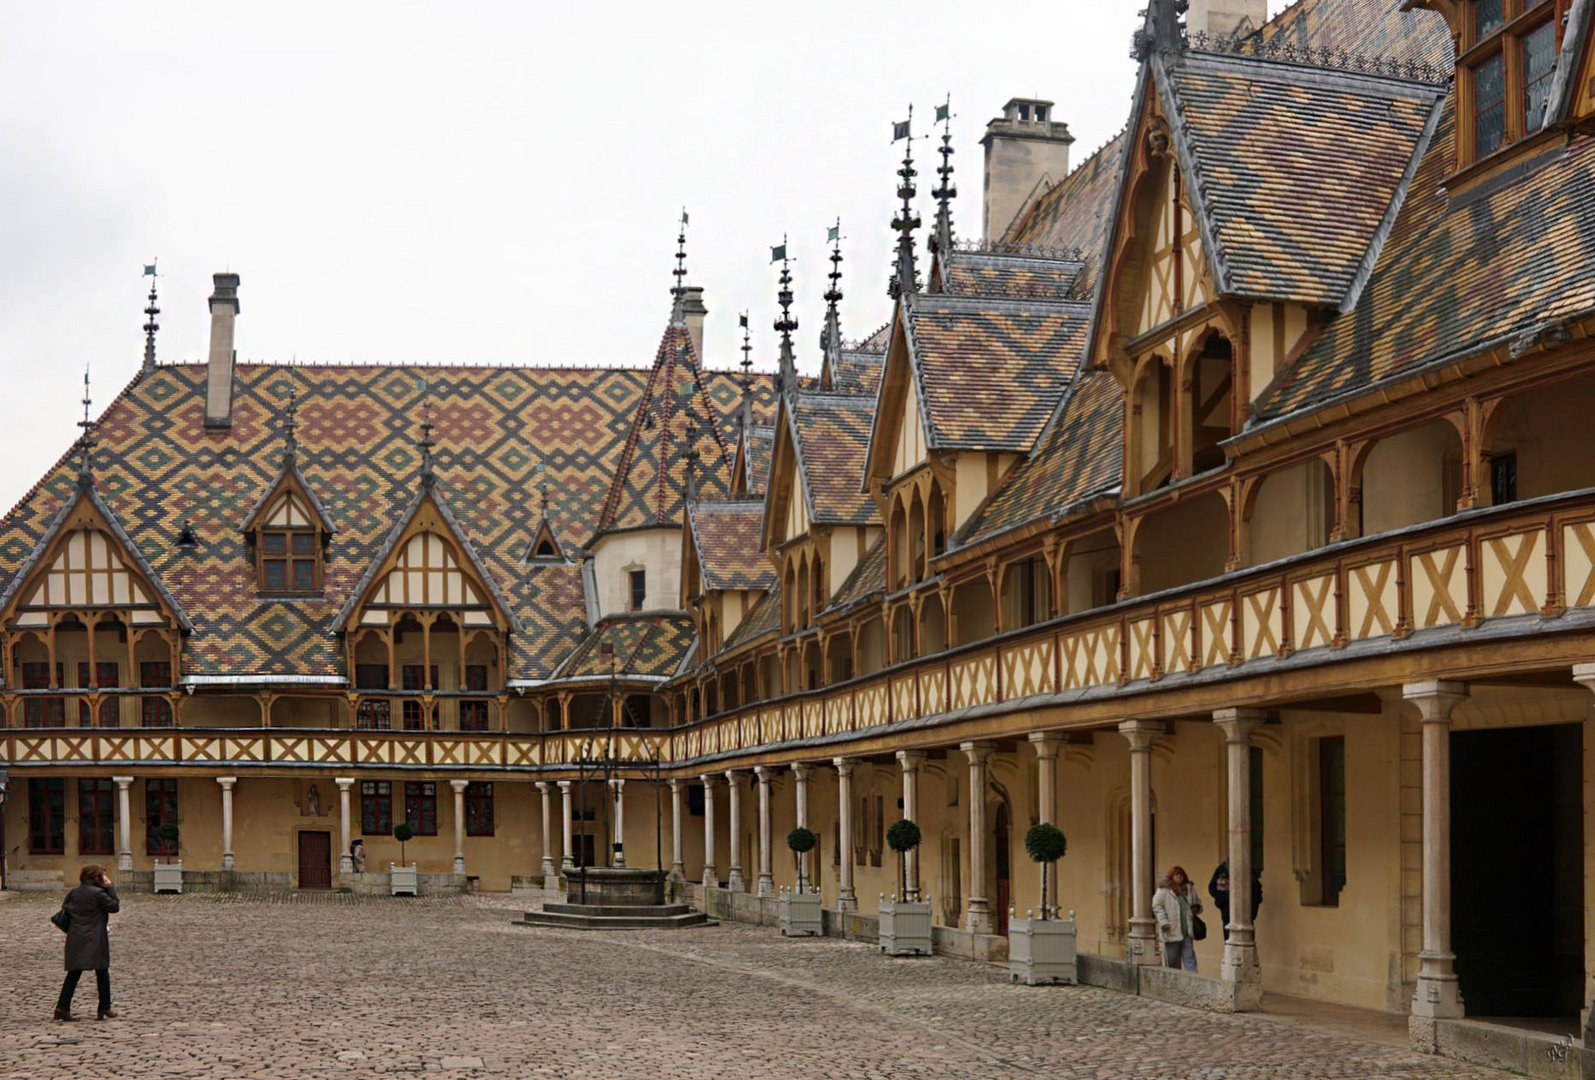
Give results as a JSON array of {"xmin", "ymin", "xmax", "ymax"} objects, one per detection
[
  {"xmin": 680, "ymin": 209, "xmax": 689, "ymax": 225},
  {"xmin": 142, "ymin": 263, "xmax": 157, "ymax": 276},
  {"xmin": 738, "ymin": 313, "xmax": 748, "ymax": 329},
  {"xmin": 892, "ymin": 119, "xmax": 910, "ymax": 142},
  {"xmin": 935, "ymin": 102, "xmax": 950, "ymax": 123},
  {"xmin": 827, "ymin": 224, "xmax": 839, "ymax": 243},
  {"xmin": 770, "ymin": 243, "xmax": 787, "ymax": 263}
]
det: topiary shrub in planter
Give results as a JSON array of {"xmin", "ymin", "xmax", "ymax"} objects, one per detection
[
  {"xmin": 152, "ymin": 823, "xmax": 183, "ymax": 894},
  {"xmin": 779, "ymin": 826, "xmax": 821, "ymax": 937},
  {"xmin": 879, "ymin": 819, "xmax": 932, "ymax": 957},
  {"xmin": 389, "ymin": 822, "xmax": 419, "ymax": 896},
  {"xmin": 1009, "ymin": 822, "xmax": 1076, "ymax": 986}
]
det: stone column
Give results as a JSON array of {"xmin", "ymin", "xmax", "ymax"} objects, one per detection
[
  {"xmin": 1119, "ymin": 720, "xmax": 1165, "ymax": 965},
  {"xmin": 534, "ymin": 782, "xmax": 557, "ymax": 882},
  {"xmin": 558, "ymin": 780, "xmax": 574, "ymax": 871},
  {"xmin": 792, "ymin": 762, "xmax": 812, "ymax": 891},
  {"xmin": 1028, "ymin": 733, "xmax": 1062, "ymax": 914},
  {"xmin": 1404, "ymin": 680, "xmax": 1469, "ymax": 1035},
  {"xmin": 724, "ymin": 769, "xmax": 745, "ymax": 891},
  {"xmin": 113, "ymin": 776, "xmax": 134, "ymax": 872},
  {"xmin": 610, "ymin": 778, "xmax": 626, "ymax": 867},
  {"xmin": 895, "ymin": 750, "xmax": 925, "ymax": 899},
  {"xmin": 754, "ymin": 766, "xmax": 774, "ymax": 897},
  {"xmin": 961, "ymin": 741, "xmax": 994, "ymax": 934},
  {"xmin": 701, "ymin": 775, "xmax": 718, "ymax": 888},
  {"xmin": 216, "ymin": 777, "xmax": 238, "ymax": 872},
  {"xmin": 1214, "ymin": 709, "xmax": 1264, "ymax": 1007},
  {"xmin": 667, "ymin": 778, "xmax": 685, "ymax": 880},
  {"xmin": 835, "ymin": 757, "xmax": 857, "ymax": 911},
  {"xmin": 1571, "ymin": 664, "xmax": 1595, "ymax": 1042},
  {"xmin": 449, "ymin": 779, "xmax": 469, "ymax": 875},
  {"xmin": 336, "ymin": 778, "xmax": 355, "ymax": 875}
]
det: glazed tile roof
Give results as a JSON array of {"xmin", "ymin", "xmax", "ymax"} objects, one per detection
[
  {"xmin": 960, "ymin": 369, "xmax": 1124, "ymax": 548},
  {"xmin": 1259, "ymin": 107, "xmax": 1595, "ymax": 418},
  {"xmin": 687, "ymin": 501, "xmax": 776, "ymax": 592},
  {"xmin": 1258, "ymin": 0, "xmax": 1454, "ymax": 71},
  {"xmin": 593, "ymin": 321, "xmax": 776, "ymax": 539},
  {"xmin": 0, "ymin": 361, "xmax": 772, "ymax": 680},
  {"xmin": 734, "ymin": 424, "xmax": 776, "ymax": 498},
  {"xmin": 829, "ymin": 534, "xmax": 887, "ymax": 610},
  {"xmin": 1003, "ymin": 133, "xmax": 1127, "ymax": 297},
  {"xmin": 790, "ymin": 393, "xmax": 879, "ymax": 526},
  {"xmin": 723, "ymin": 583, "xmax": 781, "ymax": 651},
  {"xmin": 940, "ymin": 249, "xmax": 1085, "ymax": 300},
  {"xmin": 556, "ymin": 612, "xmax": 697, "ymax": 681},
  {"xmin": 826, "ymin": 350, "xmax": 885, "ymax": 397},
  {"xmin": 904, "ymin": 293, "xmax": 1092, "ymax": 452},
  {"xmin": 1161, "ymin": 51, "xmax": 1444, "ymax": 306}
]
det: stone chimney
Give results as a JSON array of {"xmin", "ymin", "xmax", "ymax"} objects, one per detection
[
  {"xmin": 980, "ymin": 98, "xmax": 1075, "ymax": 242},
  {"xmin": 205, "ymin": 272, "xmax": 240, "ymax": 429},
  {"xmin": 681, "ymin": 286, "xmax": 707, "ymax": 363},
  {"xmin": 1187, "ymin": 0, "xmax": 1268, "ymax": 37}
]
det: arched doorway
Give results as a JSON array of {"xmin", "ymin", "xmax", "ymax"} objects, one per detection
[{"xmin": 994, "ymin": 803, "xmax": 1012, "ymax": 936}]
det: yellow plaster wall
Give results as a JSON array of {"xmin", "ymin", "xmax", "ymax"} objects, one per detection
[
  {"xmin": 1361, "ymin": 421, "xmax": 1460, "ymax": 536},
  {"xmin": 589, "ymin": 528, "xmax": 683, "ymax": 617},
  {"xmin": 1488, "ymin": 376, "xmax": 1595, "ymax": 503},
  {"xmin": 1137, "ymin": 495, "xmax": 1228, "ymax": 595},
  {"xmin": 1249, "ymin": 458, "xmax": 1331, "ymax": 566}
]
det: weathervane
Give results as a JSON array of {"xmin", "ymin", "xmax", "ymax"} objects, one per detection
[
  {"xmin": 76, "ymin": 367, "xmax": 95, "ymax": 485},
  {"xmin": 417, "ymin": 394, "xmax": 436, "ymax": 484},
  {"xmin": 141, "ymin": 261, "xmax": 160, "ymax": 375},
  {"xmin": 821, "ymin": 220, "xmax": 844, "ymax": 356},
  {"xmin": 771, "ymin": 238, "xmax": 797, "ymax": 396},
  {"xmin": 889, "ymin": 105, "xmax": 921, "ymax": 300},
  {"xmin": 671, "ymin": 208, "xmax": 690, "ymax": 322},
  {"xmin": 930, "ymin": 97, "xmax": 956, "ymax": 256}
]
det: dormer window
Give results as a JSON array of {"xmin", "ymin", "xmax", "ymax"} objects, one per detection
[
  {"xmin": 253, "ymin": 490, "xmax": 324, "ymax": 594},
  {"xmin": 629, "ymin": 569, "xmax": 647, "ymax": 612},
  {"xmin": 1460, "ymin": 0, "xmax": 1567, "ymax": 165}
]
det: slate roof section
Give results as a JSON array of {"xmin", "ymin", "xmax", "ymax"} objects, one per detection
[
  {"xmin": 959, "ymin": 369, "xmax": 1124, "ymax": 548},
  {"xmin": 1259, "ymin": 0, "xmax": 1454, "ymax": 71},
  {"xmin": 904, "ymin": 293, "xmax": 1093, "ymax": 452},
  {"xmin": 1003, "ymin": 133, "xmax": 1128, "ymax": 297},
  {"xmin": 1259, "ymin": 107, "xmax": 1595, "ymax": 419},
  {"xmin": 735, "ymin": 424, "xmax": 776, "ymax": 498},
  {"xmin": 1161, "ymin": 49, "xmax": 1445, "ymax": 307},
  {"xmin": 556, "ymin": 612, "xmax": 697, "ymax": 680},
  {"xmin": 687, "ymin": 501, "xmax": 776, "ymax": 591},
  {"xmin": 940, "ymin": 249, "xmax": 1086, "ymax": 300},
  {"xmin": 826, "ymin": 350, "xmax": 885, "ymax": 397},
  {"xmin": 0, "ymin": 362, "xmax": 772, "ymax": 679},
  {"xmin": 829, "ymin": 534, "xmax": 887, "ymax": 610},
  {"xmin": 790, "ymin": 393, "xmax": 879, "ymax": 526},
  {"xmin": 723, "ymin": 583, "xmax": 781, "ymax": 651}
]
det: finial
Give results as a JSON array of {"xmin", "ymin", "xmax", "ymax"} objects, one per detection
[
  {"xmin": 670, "ymin": 208, "xmax": 690, "ymax": 323},
  {"xmin": 77, "ymin": 366, "xmax": 95, "ymax": 486},
  {"xmin": 141, "ymin": 261, "xmax": 160, "ymax": 375},
  {"xmin": 889, "ymin": 106, "xmax": 921, "ymax": 301},
  {"xmin": 282, "ymin": 385, "xmax": 299, "ymax": 463},
  {"xmin": 930, "ymin": 97, "xmax": 956, "ymax": 256},
  {"xmin": 821, "ymin": 220, "xmax": 844, "ymax": 356},
  {"xmin": 771, "ymin": 238, "xmax": 797, "ymax": 396},
  {"xmin": 739, "ymin": 311, "xmax": 753, "ymax": 378},
  {"xmin": 417, "ymin": 395, "xmax": 435, "ymax": 484},
  {"xmin": 1132, "ymin": 0, "xmax": 1187, "ymax": 60}
]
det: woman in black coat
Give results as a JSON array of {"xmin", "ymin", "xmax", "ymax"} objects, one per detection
[{"xmin": 54, "ymin": 864, "xmax": 120, "ymax": 1021}]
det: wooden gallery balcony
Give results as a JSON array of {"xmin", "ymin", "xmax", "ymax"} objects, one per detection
[{"xmin": 6, "ymin": 491, "xmax": 1595, "ymax": 775}]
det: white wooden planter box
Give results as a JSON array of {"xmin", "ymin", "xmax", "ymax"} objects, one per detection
[
  {"xmin": 152, "ymin": 860, "xmax": 183, "ymax": 895},
  {"xmin": 389, "ymin": 864, "xmax": 419, "ymax": 896},
  {"xmin": 1008, "ymin": 910, "xmax": 1078, "ymax": 985},
  {"xmin": 779, "ymin": 887, "xmax": 822, "ymax": 937},
  {"xmin": 878, "ymin": 896, "xmax": 933, "ymax": 956}
]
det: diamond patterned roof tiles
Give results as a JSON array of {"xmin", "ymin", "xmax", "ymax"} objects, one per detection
[
  {"xmin": 790, "ymin": 393, "xmax": 880, "ymax": 526},
  {"xmin": 687, "ymin": 501, "xmax": 776, "ymax": 592}
]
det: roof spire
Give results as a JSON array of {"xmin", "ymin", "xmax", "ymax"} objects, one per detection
[
  {"xmin": 140, "ymin": 261, "xmax": 160, "ymax": 375},
  {"xmin": 821, "ymin": 219, "xmax": 844, "ymax": 357},
  {"xmin": 282, "ymin": 385, "xmax": 299, "ymax": 464},
  {"xmin": 1132, "ymin": 0, "xmax": 1187, "ymax": 59},
  {"xmin": 889, "ymin": 105, "xmax": 922, "ymax": 301},
  {"xmin": 76, "ymin": 366, "xmax": 95, "ymax": 487},
  {"xmin": 930, "ymin": 97, "xmax": 956, "ymax": 257},
  {"xmin": 771, "ymin": 238, "xmax": 798, "ymax": 397},
  {"xmin": 416, "ymin": 388, "xmax": 436, "ymax": 486},
  {"xmin": 682, "ymin": 400, "xmax": 702, "ymax": 502},
  {"xmin": 670, "ymin": 208, "xmax": 690, "ymax": 324}
]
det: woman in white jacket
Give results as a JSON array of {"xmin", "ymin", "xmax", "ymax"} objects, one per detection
[{"xmin": 1152, "ymin": 865, "xmax": 1203, "ymax": 971}]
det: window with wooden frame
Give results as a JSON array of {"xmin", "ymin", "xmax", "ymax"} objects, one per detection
[
  {"xmin": 464, "ymin": 781, "xmax": 494, "ymax": 836},
  {"xmin": 29, "ymin": 778, "xmax": 65, "ymax": 854},
  {"xmin": 460, "ymin": 664, "xmax": 490, "ymax": 732},
  {"xmin": 76, "ymin": 661, "xmax": 119, "ymax": 727},
  {"xmin": 139, "ymin": 661, "xmax": 173, "ymax": 726},
  {"xmin": 360, "ymin": 780, "xmax": 392, "ymax": 835},
  {"xmin": 401, "ymin": 664, "xmax": 438, "ymax": 731},
  {"xmin": 354, "ymin": 663, "xmax": 391, "ymax": 730},
  {"xmin": 628, "ymin": 569, "xmax": 647, "ymax": 612},
  {"xmin": 251, "ymin": 487, "xmax": 325, "ymax": 595},
  {"xmin": 403, "ymin": 781, "xmax": 438, "ymax": 835},
  {"xmin": 78, "ymin": 779, "xmax": 116, "ymax": 855},
  {"xmin": 145, "ymin": 778, "xmax": 179, "ymax": 855},
  {"xmin": 21, "ymin": 661, "xmax": 64, "ymax": 727},
  {"xmin": 1459, "ymin": 0, "xmax": 1569, "ymax": 166}
]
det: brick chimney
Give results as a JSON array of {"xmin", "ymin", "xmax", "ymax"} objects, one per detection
[
  {"xmin": 204, "ymin": 272, "xmax": 240, "ymax": 429},
  {"xmin": 681, "ymin": 286, "xmax": 707, "ymax": 363},
  {"xmin": 980, "ymin": 99, "xmax": 1075, "ymax": 242},
  {"xmin": 1187, "ymin": 0, "xmax": 1268, "ymax": 37}
]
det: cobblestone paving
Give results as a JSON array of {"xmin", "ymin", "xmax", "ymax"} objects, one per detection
[{"xmin": 0, "ymin": 891, "xmax": 1507, "ymax": 1078}]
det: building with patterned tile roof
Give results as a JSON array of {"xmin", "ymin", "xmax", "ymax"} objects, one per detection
[{"xmin": 7, "ymin": 1, "xmax": 1595, "ymax": 1066}]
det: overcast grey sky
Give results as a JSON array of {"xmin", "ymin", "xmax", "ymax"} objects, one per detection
[{"xmin": 0, "ymin": 1, "xmax": 1287, "ymax": 512}]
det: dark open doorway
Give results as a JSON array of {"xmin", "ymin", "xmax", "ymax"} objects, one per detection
[{"xmin": 1451, "ymin": 723, "xmax": 1582, "ymax": 1019}]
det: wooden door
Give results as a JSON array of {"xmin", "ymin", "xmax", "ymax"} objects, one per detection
[{"xmin": 298, "ymin": 830, "xmax": 332, "ymax": 889}]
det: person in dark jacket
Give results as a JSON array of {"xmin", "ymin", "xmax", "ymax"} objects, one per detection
[
  {"xmin": 1208, "ymin": 860, "xmax": 1262, "ymax": 941},
  {"xmin": 54, "ymin": 864, "xmax": 120, "ymax": 1021}
]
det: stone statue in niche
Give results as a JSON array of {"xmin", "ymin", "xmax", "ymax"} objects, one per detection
[
  {"xmin": 350, "ymin": 838, "xmax": 367, "ymax": 873},
  {"xmin": 304, "ymin": 783, "xmax": 323, "ymax": 817}
]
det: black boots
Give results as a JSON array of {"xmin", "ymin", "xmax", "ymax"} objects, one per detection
[{"xmin": 52, "ymin": 1007, "xmax": 73, "ymax": 1022}]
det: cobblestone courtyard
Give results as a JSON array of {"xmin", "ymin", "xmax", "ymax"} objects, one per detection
[{"xmin": 0, "ymin": 892, "xmax": 1509, "ymax": 1078}]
